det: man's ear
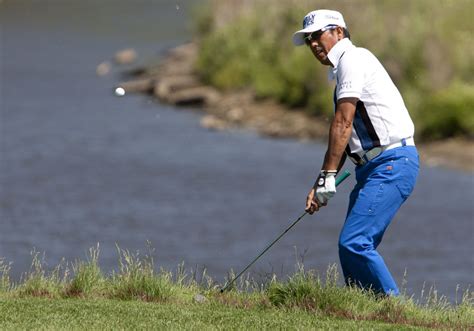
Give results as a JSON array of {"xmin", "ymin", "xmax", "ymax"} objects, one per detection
[{"xmin": 336, "ymin": 26, "xmax": 344, "ymax": 40}]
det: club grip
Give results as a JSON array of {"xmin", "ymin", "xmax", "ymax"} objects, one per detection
[{"xmin": 335, "ymin": 170, "xmax": 351, "ymax": 187}]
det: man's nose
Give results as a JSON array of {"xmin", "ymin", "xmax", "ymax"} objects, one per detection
[{"xmin": 309, "ymin": 39, "xmax": 319, "ymax": 47}]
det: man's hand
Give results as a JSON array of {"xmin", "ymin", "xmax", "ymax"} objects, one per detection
[
  {"xmin": 305, "ymin": 188, "xmax": 322, "ymax": 215},
  {"xmin": 315, "ymin": 170, "xmax": 337, "ymax": 205}
]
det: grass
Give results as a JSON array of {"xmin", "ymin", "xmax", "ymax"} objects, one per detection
[
  {"xmin": 0, "ymin": 298, "xmax": 419, "ymax": 330},
  {"xmin": 0, "ymin": 246, "xmax": 472, "ymax": 330},
  {"xmin": 193, "ymin": 0, "xmax": 474, "ymax": 141}
]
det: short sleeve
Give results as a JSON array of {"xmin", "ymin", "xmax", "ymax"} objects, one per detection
[{"xmin": 336, "ymin": 50, "xmax": 365, "ymax": 100}]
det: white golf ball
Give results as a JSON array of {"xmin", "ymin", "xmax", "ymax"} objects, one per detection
[{"xmin": 114, "ymin": 87, "xmax": 125, "ymax": 97}]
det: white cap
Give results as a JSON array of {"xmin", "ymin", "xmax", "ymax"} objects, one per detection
[{"xmin": 293, "ymin": 9, "xmax": 346, "ymax": 46}]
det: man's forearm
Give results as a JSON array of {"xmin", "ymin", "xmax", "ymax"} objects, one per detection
[
  {"xmin": 337, "ymin": 153, "xmax": 347, "ymax": 172},
  {"xmin": 322, "ymin": 100, "xmax": 355, "ymax": 171},
  {"xmin": 322, "ymin": 149, "xmax": 347, "ymax": 173},
  {"xmin": 323, "ymin": 121, "xmax": 351, "ymax": 170},
  {"xmin": 309, "ymin": 99, "xmax": 355, "ymax": 212}
]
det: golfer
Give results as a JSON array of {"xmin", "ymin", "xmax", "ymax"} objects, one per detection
[{"xmin": 293, "ymin": 9, "xmax": 419, "ymax": 296}]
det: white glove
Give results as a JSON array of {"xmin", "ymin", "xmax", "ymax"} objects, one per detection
[{"xmin": 314, "ymin": 170, "xmax": 337, "ymax": 205}]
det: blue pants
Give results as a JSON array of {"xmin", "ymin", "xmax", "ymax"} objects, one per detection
[{"xmin": 339, "ymin": 146, "xmax": 419, "ymax": 295}]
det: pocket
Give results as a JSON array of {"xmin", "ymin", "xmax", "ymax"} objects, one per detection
[
  {"xmin": 351, "ymin": 182, "xmax": 385, "ymax": 216},
  {"xmin": 395, "ymin": 156, "xmax": 419, "ymax": 199}
]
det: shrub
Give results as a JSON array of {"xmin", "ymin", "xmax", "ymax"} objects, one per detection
[
  {"xmin": 267, "ymin": 264, "xmax": 474, "ymax": 328},
  {"xmin": 16, "ymin": 251, "xmax": 64, "ymax": 298},
  {"xmin": 66, "ymin": 245, "xmax": 103, "ymax": 297},
  {"xmin": 193, "ymin": 0, "xmax": 474, "ymax": 140},
  {"xmin": 109, "ymin": 246, "xmax": 174, "ymax": 302},
  {"xmin": 416, "ymin": 83, "xmax": 474, "ymax": 140}
]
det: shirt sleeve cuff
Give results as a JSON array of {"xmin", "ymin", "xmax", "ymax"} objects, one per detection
[{"xmin": 337, "ymin": 91, "xmax": 361, "ymax": 100}]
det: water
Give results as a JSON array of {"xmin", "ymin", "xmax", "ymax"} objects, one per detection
[{"xmin": 1, "ymin": 1, "xmax": 473, "ymax": 301}]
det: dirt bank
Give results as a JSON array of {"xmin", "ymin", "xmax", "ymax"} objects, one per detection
[{"xmin": 116, "ymin": 43, "xmax": 473, "ymax": 173}]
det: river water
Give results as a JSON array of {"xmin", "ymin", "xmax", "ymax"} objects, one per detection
[{"xmin": 1, "ymin": 1, "xmax": 473, "ymax": 301}]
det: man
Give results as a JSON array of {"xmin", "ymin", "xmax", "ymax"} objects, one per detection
[{"xmin": 293, "ymin": 9, "xmax": 419, "ymax": 296}]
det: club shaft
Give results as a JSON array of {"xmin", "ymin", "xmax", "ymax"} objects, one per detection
[
  {"xmin": 220, "ymin": 170, "xmax": 351, "ymax": 293},
  {"xmin": 220, "ymin": 211, "xmax": 307, "ymax": 292}
]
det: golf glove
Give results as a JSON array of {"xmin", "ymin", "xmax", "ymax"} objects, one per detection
[{"xmin": 314, "ymin": 170, "xmax": 337, "ymax": 205}]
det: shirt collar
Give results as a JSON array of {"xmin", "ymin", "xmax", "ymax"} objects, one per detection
[{"xmin": 327, "ymin": 38, "xmax": 354, "ymax": 81}]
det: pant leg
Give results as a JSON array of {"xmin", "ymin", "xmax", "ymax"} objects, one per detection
[{"xmin": 339, "ymin": 147, "xmax": 419, "ymax": 295}]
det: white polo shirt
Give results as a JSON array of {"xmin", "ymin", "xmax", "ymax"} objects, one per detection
[{"xmin": 327, "ymin": 38, "xmax": 414, "ymax": 154}]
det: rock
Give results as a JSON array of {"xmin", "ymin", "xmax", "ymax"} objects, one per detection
[
  {"xmin": 116, "ymin": 78, "xmax": 155, "ymax": 94},
  {"xmin": 115, "ymin": 48, "xmax": 138, "ymax": 65},
  {"xmin": 155, "ymin": 43, "xmax": 197, "ymax": 76},
  {"xmin": 167, "ymin": 43, "xmax": 197, "ymax": 61},
  {"xmin": 200, "ymin": 115, "xmax": 229, "ymax": 131},
  {"xmin": 154, "ymin": 76, "xmax": 200, "ymax": 100},
  {"xmin": 193, "ymin": 294, "xmax": 208, "ymax": 304},
  {"xmin": 227, "ymin": 107, "xmax": 244, "ymax": 122},
  {"xmin": 96, "ymin": 61, "xmax": 111, "ymax": 76},
  {"xmin": 166, "ymin": 87, "xmax": 220, "ymax": 106},
  {"xmin": 158, "ymin": 61, "xmax": 195, "ymax": 76},
  {"xmin": 262, "ymin": 122, "xmax": 286, "ymax": 137}
]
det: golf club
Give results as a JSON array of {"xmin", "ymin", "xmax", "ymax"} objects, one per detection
[{"xmin": 220, "ymin": 169, "xmax": 351, "ymax": 293}]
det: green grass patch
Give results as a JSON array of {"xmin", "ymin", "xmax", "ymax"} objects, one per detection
[
  {"xmin": 0, "ymin": 246, "xmax": 472, "ymax": 330},
  {"xmin": 0, "ymin": 297, "xmax": 418, "ymax": 330},
  {"xmin": 108, "ymin": 245, "xmax": 175, "ymax": 302},
  {"xmin": 15, "ymin": 250, "xmax": 64, "ymax": 299},
  {"xmin": 266, "ymin": 264, "xmax": 473, "ymax": 328}
]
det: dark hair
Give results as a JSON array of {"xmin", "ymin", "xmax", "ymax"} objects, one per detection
[{"xmin": 343, "ymin": 28, "xmax": 351, "ymax": 40}]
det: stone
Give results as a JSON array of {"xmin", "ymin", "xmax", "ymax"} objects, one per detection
[
  {"xmin": 117, "ymin": 78, "xmax": 155, "ymax": 94},
  {"xmin": 154, "ymin": 76, "xmax": 200, "ymax": 100},
  {"xmin": 96, "ymin": 61, "xmax": 111, "ymax": 76},
  {"xmin": 200, "ymin": 115, "xmax": 229, "ymax": 131},
  {"xmin": 193, "ymin": 294, "xmax": 208, "ymax": 304},
  {"xmin": 227, "ymin": 107, "xmax": 244, "ymax": 122},
  {"xmin": 114, "ymin": 48, "xmax": 138, "ymax": 65},
  {"xmin": 167, "ymin": 87, "xmax": 220, "ymax": 106}
]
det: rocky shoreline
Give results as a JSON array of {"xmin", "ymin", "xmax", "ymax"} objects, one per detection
[{"xmin": 115, "ymin": 43, "xmax": 473, "ymax": 173}]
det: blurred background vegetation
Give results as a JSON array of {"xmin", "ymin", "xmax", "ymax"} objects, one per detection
[{"xmin": 192, "ymin": 0, "xmax": 473, "ymax": 141}]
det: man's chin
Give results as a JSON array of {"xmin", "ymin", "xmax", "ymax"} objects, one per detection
[{"xmin": 315, "ymin": 55, "xmax": 331, "ymax": 66}]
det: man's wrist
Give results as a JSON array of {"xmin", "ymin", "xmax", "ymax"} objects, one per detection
[
  {"xmin": 314, "ymin": 170, "xmax": 337, "ymax": 189},
  {"xmin": 320, "ymin": 170, "xmax": 337, "ymax": 175}
]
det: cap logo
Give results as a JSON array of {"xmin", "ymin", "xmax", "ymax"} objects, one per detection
[
  {"xmin": 325, "ymin": 14, "xmax": 339, "ymax": 20},
  {"xmin": 303, "ymin": 14, "xmax": 315, "ymax": 28}
]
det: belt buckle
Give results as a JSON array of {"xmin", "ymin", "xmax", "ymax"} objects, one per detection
[
  {"xmin": 362, "ymin": 147, "xmax": 382, "ymax": 164},
  {"xmin": 348, "ymin": 156, "xmax": 364, "ymax": 166}
]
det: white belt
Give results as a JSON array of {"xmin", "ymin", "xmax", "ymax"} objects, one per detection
[
  {"xmin": 350, "ymin": 137, "xmax": 415, "ymax": 165},
  {"xmin": 383, "ymin": 136, "xmax": 415, "ymax": 151}
]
